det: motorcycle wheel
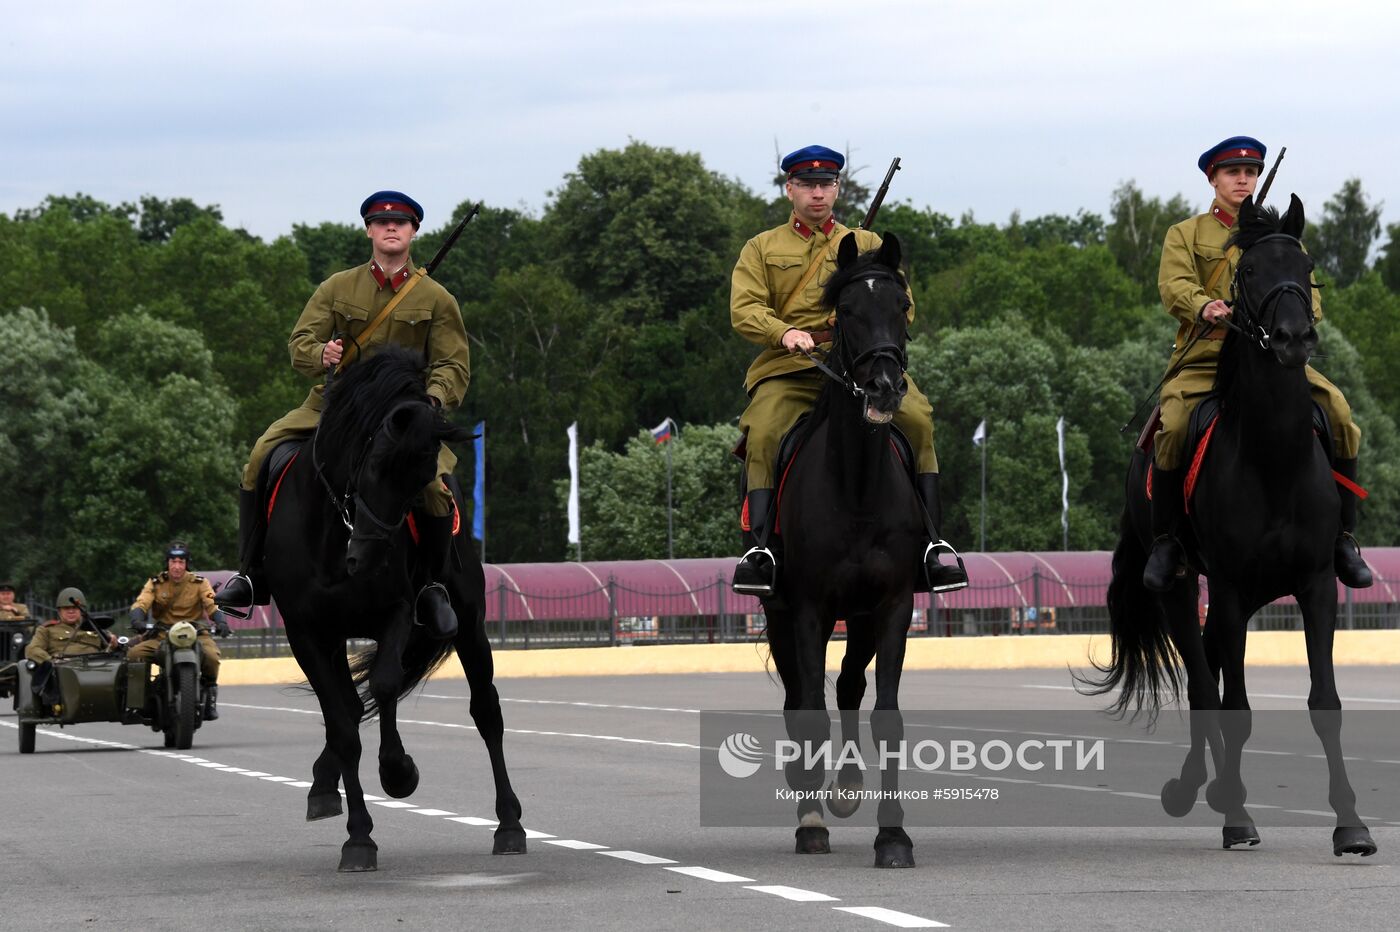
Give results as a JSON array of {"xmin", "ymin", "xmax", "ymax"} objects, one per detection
[
  {"xmin": 19, "ymin": 722, "xmax": 36, "ymax": 754},
  {"xmin": 172, "ymin": 665, "xmax": 198, "ymax": 750}
]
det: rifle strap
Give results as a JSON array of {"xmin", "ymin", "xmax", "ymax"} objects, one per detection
[
  {"xmin": 778, "ymin": 235, "xmax": 844, "ymax": 317},
  {"xmin": 1203, "ymin": 245, "xmax": 1239, "ymax": 296},
  {"xmin": 340, "ymin": 267, "xmax": 428, "ymax": 370}
]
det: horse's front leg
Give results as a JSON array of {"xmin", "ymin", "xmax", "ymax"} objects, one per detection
[
  {"xmin": 825, "ymin": 614, "xmax": 878, "ymax": 819},
  {"xmin": 1158, "ymin": 578, "xmax": 1220, "ymax": 818},
  {"xmin": 1202, "ymin": 592, "xmax": 1258, "ymax": 849},
  {"xmin": 457, "ymin": 614, "xmax": 527, "ymax": 855},
  {"xmin": 786, "ymin": 599, "xmax": 835, "ymax": 855},
  {"xmin": 1299, "ymin": 579, "xmax": 1378, "ymax": 857},
  {"xmin": 372, "ymin": 604, "xmax": 420, "ymax": 799},
  {"xmin": 306, "ymin": 745, "xmax": 344, "ymax": 821},
  {"xmin": 869, "ymin": 595, "xmax": 914, "ymax": 868}
]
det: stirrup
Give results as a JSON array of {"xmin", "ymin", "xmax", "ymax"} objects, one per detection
[
  {"xmin": 732, "ymin": 547, "xmax": 776, "ymax": 596},
  {"xmin": 214, "ymin": 574, "xmax": 255, "ymax": 620},
  {"xmin": 413, "ymin": 582, "xmax": 458, "ymax": 636},
  {"xmin": 923, "ymin": 540, "xmax": 969, "ymax": 593}
]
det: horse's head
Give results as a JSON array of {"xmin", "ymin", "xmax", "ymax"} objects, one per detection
[
  {"xmin": 1229, "ymin": 193, "xmax": 1317, "ymax": 369},
  {"xmin": 318, "ymin": 347, "xmax": 473, "ymax": 577},
  {"xmin": 822, "ymin": 233, "xmax": 910, "ymax": 424}
]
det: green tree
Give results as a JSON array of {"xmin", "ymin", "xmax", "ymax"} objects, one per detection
[
  {"xmin": 1309, "ymin": 178, "xmax": 1382, "ymax": 287},
  {"xmin": 1377, "ymin": 223, "xmax": 1400, "ymax": 293},
  {"xmin": 565, "ymin": 424, "xmax": 742, "ymax": 560},
  {"xmin": 1318, "ymin": 272, "xmax": 1400, "ymax": 425},
  {"xmin": 1106, "ymin": 181, "xmax": 1193, "ymax": 302},
  {"xmin": 135, "ymin": 196, "xmax": 225, "ymax": 244}
]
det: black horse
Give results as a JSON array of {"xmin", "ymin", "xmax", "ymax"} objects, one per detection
[
  {"xmin": 763, "ymin": 233, "xmax": 932, "ymax": 868},
  {"xmin": 1082, "ymin": 195, "xmax": 1376, "ymax": 857},
  {"xmin": 263, "ymin": 346, "xmax": 526, "ymax": 872}
]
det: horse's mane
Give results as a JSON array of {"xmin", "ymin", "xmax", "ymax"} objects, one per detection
[
  {"xmin": 820, "ymin": 243, "xmax": 908, "ymax": 309},
  {"xmin": 320, "ymin": 346, "xmax": 433, "ymax": 458},
  {"xmin": 1227, "ymin": 202, "xmax": 1285, "ymax": 252}
]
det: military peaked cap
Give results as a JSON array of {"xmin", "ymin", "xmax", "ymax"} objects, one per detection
[
  {"xmin": 1198, "ymin": 136, "xmax": 1266, "ymax": 177},
  {"xmin": 782, "ymin": 145, "xmax": 844, "ymax": 181},
  {"xmin": 361, "ymin": 190, "xmax": 424, "ymax": 226}
]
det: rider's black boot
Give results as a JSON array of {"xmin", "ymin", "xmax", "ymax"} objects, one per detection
[
  {"xmin": 414, "ymin": 512, "xmax": 460, "ymax": 639},
  {"xmin": 1143, "ymin": 465, "xmax": 1186, "ymax": 592},
  {"xmin": 215, "ymin": 489, "xmax": 265, "ymax": 618},
  {"xmin": 915, "ymin": 473, "xmax": 969, "ymax": 593},
  {"xmin": 1334, "ymin": 458, "xmax": 1373, "ymax": 589},
  {"xmin": 732, "ymin": 489, "xmax": 777, "ymax": 597},
  {"xmin": 202, "ymin": 678, "xmax": 219, "ymax": 721}
]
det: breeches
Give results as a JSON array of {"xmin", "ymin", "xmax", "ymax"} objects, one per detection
[
  {"xmin": 241, "ymin": 403, "xmax": 458, "ymax": 516},
  {"xmin": 1155, "ymin": 363, "xmax": 1360, "ymax": 469},
  {"xmin": 126, "ymin": 631, "xmax": 221, "ymax": 679},
  {"xmin": 738, "ymin": 370, "xmax": 938, "ymax": 491}
]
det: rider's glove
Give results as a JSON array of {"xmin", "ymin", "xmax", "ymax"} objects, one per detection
[{"xmin": 211, "ymin": 610, "xmax": 233, "ymax": 638}]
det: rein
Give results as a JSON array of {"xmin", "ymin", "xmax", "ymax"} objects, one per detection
[
  {"xmin": 310, "ymin": 411, "xmax": 410, "ymax": 541},
  {"xmin": 1226, "ymin": 233, "xmax": 1315, "ymax": 353},
  {"xmin": 799, "ymin": 272, "xmax": 908, "ymax": 403}
]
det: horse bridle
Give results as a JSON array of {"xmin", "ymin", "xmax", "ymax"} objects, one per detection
[
  {"xmin": 311, "ymin": 408, "xmax": 412, "ymax": 542},
  {"xmin": 1226, "ymin": 233, "xmax": 1316, "ymax": 353},
  {"xmin": 801, "ymin": 271, "xmax": 909, "ymax": 401}
]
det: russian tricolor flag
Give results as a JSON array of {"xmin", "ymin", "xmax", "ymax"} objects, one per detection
[{"xmin": 650, "ymin": 417, "xmax": 674, "ymax": 444}]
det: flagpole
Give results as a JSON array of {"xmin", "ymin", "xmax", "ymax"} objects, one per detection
[
  {"xmin": 980, "ymin": 435, "xmax": 987, "ymax": 553},
  {"xmin": 665, "ymin": 420, "xmax": 674, "ymax": 559}
]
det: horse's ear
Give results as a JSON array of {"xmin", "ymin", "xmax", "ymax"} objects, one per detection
[
  {"xmin": 1282, "ymin": 193, "xmax": 1306, "ymax": 239},
  {"xmin": 439, "ymin": 421, "xmax": 474, "ymax": 446},
  {"xmin": 385, "ymin": 402, "xmax": 418, "ymax": 438},
  {"xmin": 836, "ymin": 232, "xmax": 860, "ymax": 268},
  {"xmin": 876, "ymin": 232, "xmax": 902, "ymax": 271},
  {"xmin": 1237, "ymin": 194, "xmax": 1257, "ymax": 225}
]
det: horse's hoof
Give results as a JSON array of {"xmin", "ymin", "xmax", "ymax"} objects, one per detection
[
  {"xmin": 1333, "ymin": 825, "xmax": 1378, "ymax": 857},
  {"xmin": 1222, "ymin": 824, "xmax": 1261, "ymax": 849},
  {"xmin": 874, "ymin": 843, "xmax": 915, "ymax": 869},
  {"xmin": 380, "ymin": 756, "xmax": 420, "ymax": 799},
  {"xmin": 338, "ymin": 839, "xmax": 378, "ymax": 873},
  {"xmin": 306, "ymin": 792, "xmax": 343, "ymax": 822},
  {"xmin": 795, "ymin": 826, "xmax": 830, "ymax": 855},
  {"xmin": 493, "ymin": 826, "xmax": 528, "ymax": 855},
  {"xmin": 825, "ymin": 781, "xmax": 863, "ymax": 819},
  {"xmin": 1160, "ymin": 778, "xmax": 1198, "ymax": 818}
]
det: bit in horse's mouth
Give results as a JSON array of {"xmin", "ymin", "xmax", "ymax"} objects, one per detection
[{"xmin": 864, "ymin": 404, "xmax": 895, "ymax": 425}]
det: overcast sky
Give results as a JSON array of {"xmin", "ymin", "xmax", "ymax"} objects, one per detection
[{"xmin": 7, "ymin": 0, "xmax": 1397, "ymax": 240}]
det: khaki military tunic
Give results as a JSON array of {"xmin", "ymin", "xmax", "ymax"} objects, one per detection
[
  {"xmin": 1, "ymin": 602, "xmax": 30, "ymax": 622},
  {"xmin": 242, "ymin": 259, "xmax": 471, "ymax": 516},
  {"xmin": 25, "ymin": 620, "xmax": 110, "ymax": 663},
  {"xmin": 1154, "ymin": 200, "xmax": 1358, "ymax": 469},
  {"xmin": 127, "ymin": 572, "xmax": 220, "ymax": 678},
  {"xmin": 732, "ymin": 215, "xmax": 937, "ymax": 489}
]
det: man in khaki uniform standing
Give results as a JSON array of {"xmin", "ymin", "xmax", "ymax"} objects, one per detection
[
  {"xmin": 730, "ymin": 145, "xmax": 967, "ymax": 597},
  {"xmin": 1, "ymin": 582, "xmax": 30, "ymax": 623},
  {"xmin": 1145, "ymin": 136, "xmax": 1370, "ymax": 591},
  {"xmin": 217, "ymin": 191, "xmax": 470, "ymax": 637},
  {"xmin": 128, "ymin": 541, "xmax": 229, "ymax": 719}
]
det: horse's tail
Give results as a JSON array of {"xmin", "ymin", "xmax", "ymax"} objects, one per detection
[
  {"xmin": 1074, "ymin": 507, "xmax": 1181, "ymax": 719},
  {"xmin": 348, "ymin": 634, "xmax": 457, "ymax": 723}
]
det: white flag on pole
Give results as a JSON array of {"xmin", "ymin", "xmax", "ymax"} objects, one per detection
[
  {"xmin": 566, "ymin": 422, "xmax": 580, "ymax": 545},
  {"xmin": 1057, "ymin": 416, "xmax": 1069, "ymax": 536},
  {"xmin": 972, "ymin": 419, "xmax": 987, "ymax": 446}
]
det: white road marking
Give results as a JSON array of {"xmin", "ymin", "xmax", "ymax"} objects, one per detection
[
  {"xmin": 409, "ymin": 808, "xmax": 457, "ymax": 817},
  {"xmin": 372, "ymin": 800, "xmax": 418, "ymax": 809},
  {"xmin": 597, "ymin": 850, "xmax": 678, "ymax": 865},
  {"xmin": 524, "ymin": 829, "xmax": 556, "ymax": 839},
  {"xmin": 542, "ymin": 839, "xmax": 608, "ymax": 850},
  {"xmin": 666, "ymin": 866, "xmax": 754, "ymax": 883},
  {"xmin": 835, "ymin": 906, "xmax": 950, "ymax": 928},
  {"xmin": 422, "ymin": 694, "xmax": 703, "ymax": 715},
  {"xmin": 447, "ymin": 816, "xmax": 497, "ymax": 826},
  {"xmin": 745, "ymin": 885, "xmax": 839, "ymax": 902}
]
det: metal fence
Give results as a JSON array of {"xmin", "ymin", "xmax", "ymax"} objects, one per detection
[{"xmin": 11, "ymin": 571, "xmax": 1400, "ymax": 659}]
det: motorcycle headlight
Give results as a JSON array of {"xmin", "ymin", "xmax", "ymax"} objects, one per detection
[{"xmin": 168, "ymin": 622, "xmax": 198, "ymax": 649}]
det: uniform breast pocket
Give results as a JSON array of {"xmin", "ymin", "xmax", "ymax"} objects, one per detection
[
  {"xmin": 765, "ymin": 255, "xmax": 804, "ymax": 305},
  {"xmin": 389, "ymin": 306, "xmax": 433, "ymax": 345},
  {"xmin": 332, "ymin": 299, "xmax": 370, "ymax": 336}
]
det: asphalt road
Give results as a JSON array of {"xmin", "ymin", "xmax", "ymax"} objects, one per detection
[{"xmin": 3, "ymin": 664, "xmax": 1397, "ymax": 930}]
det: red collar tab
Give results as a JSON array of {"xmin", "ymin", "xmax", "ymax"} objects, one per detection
[
  {"xmin": 791, "ymin": 215, "xmax": 837, "ymax": 240},
  {"xmin": 370, "ymin": 260, "xmax": 413, "ymax": 291},
  {"xmin": 1210, "ymin": 203, "xmax": 1236, "ymax": 229}
]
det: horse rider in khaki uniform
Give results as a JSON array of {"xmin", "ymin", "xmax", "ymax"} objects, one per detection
[
  {"xmin": 25, "ymin": 588, "xmax": 117, "ymax": 663},
  {"xmin": 1145, "ymin": 135, "xmax": 1371, "ymax": 591},
  {"xmin": 730, "ymin": 144, "xmax": 968, "ymax": 597},
  {"xmin": 1, "ymin": 582, "xmax": 30, "ymax": 623},
  {"xmin": 216, "ymin": 190, "xmax": 470, "ymax": 637},
  {"xmin": 128, "ymin": 541, "xmax": 230, "ymax": 719}
]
